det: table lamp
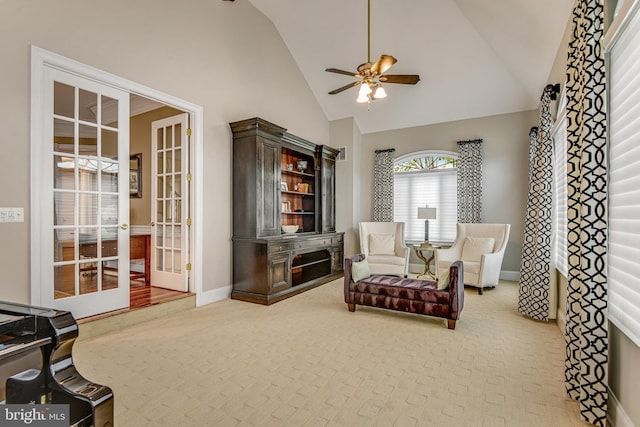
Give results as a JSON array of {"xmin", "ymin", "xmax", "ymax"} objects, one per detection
[{"xmin": 417, "ymin": 207, "xmax": 437, "ymax": 242}]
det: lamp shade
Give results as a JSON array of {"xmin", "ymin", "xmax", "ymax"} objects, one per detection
[{"xmin": 417, "ymin": 207, "xmax": 437, "ymax": 220}]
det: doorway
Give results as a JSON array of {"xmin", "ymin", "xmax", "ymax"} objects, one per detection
[{"xmin": 31, "ymin": 46, "xmax": 204, "ymax": 319}]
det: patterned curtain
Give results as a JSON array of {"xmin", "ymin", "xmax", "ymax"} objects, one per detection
[
  {"xmin": 564, "ymin": 0, "xmax": 608, "ymax": 425},
  {"xmin": 518, "ymin": 87, "xmax": 554, "ymax": 321},
  {"xmin": 457, "ymin": 139, "xmax": 483, "ymax": 223},
  {"xmin": 373, "ymin": 149, "xmax": 395, "ymax": 222}
]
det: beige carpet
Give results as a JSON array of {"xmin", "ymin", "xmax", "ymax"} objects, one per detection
[{"xmin": 75, "ymin": 278, "xmax": 591, "ymax": 427}]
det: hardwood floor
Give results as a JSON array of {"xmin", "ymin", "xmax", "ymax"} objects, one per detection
[
  {"xmin": 129, "ymin": 282, "xmax": 192, "ymax": 309},
  {"xmin": 77, "ymin": 280, "xmax": 194, "ymax": 323}
]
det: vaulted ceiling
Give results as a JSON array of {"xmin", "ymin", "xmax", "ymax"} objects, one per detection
[{"xmin": 247, "ymin": 0, "xmax": 574, "ymax": 134}]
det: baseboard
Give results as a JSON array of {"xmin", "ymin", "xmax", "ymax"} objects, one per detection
[
  {"xmin": 197, "ymin": 285, "xmax": 231, "ymax": 307},
  {"xmin": 608, "ymin": 387, "xmax": 635, "ymax": 427},
  {"xmin": 410, "ymin": 266, "xmax": 521, "ymax": 282},
  {"xmin": 500, "ymin": 270, "xmax": 520, "ymax": 282}
]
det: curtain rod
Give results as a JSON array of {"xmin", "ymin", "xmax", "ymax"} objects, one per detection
[{"xmin": 375, "ymin": 148, "xmax": 396, "ymax": 154}]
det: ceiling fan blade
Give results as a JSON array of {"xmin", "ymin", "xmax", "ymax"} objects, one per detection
[
  {"xmin": 325, "ymin": 68, "xmax": 360, "ymax": 77},
  {"xmin": 379, "ymin": 74, "xmax": 421, "ymax": 85},
  {"xmin": 370, "ymin": 55, "xmax": 397, "ymax": 75},
  {"xmin": 328, "ymin": 81, "xmax": 361, "ymax": 95}
]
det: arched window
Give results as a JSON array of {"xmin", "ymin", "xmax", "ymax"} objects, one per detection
[{"xmin": 394, "ymin": 151, "xmax": 458, "ymax": 242}]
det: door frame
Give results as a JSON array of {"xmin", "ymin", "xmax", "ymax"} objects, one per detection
[{"xmin": 30, "ymin": 46, "xmax": 204, "ymax": 309}]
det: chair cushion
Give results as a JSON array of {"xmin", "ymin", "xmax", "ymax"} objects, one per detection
[
  {"xmin": 351, "ymin": 259, "xmax": 370, "ymax": 282},
  {"xmin": 437, "ymin": 270, "xmax": 450, "ymax": 290},
  {"xmin": 463, "ymin": 260, "xmax": 480, "ymax": 274},
  {"xmin": 461, "ymin": 237, "xmax": 495, "ymax": 262},
  {"xmin": 367, "ymin": 254, "xmax": 406, "ymax": 266},
  {"xmin": 369, "ymin": 233, "xmax": 396, "ymax": 255},
  {"xmin": 349, "ymin": 276, "xmax": 449, "ymax": 304}
]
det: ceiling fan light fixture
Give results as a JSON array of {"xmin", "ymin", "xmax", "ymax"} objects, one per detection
[
  {"xmin": 373, "ymin": 84, "xmax": 387, "ymax": 99},
  {"xmin": 356, "ymin": 92, "xmax": 370, "ymax": 103},
  {"xmin": 359, "ymin": 82, "xmax": 372, "ymax": 97}
]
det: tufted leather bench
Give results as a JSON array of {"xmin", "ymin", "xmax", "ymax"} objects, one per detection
[{"xmin": 344, "ymin": 254, "xmax": 464, "ymax": 329}]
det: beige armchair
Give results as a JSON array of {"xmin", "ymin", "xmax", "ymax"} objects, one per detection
[
  {"xmin": 359, "ymin": 222, "xmax": 410, "ymax": 277},
  {"xmin": 435, "ymin": 223, "xmax": 510, "ymax": 294}
]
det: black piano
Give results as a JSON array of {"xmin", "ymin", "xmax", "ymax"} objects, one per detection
[{"xmin": 0, "ymin": 301, "xmax": 113, "ymax": 426}]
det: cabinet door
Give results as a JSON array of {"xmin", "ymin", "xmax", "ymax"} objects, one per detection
[
  {"xmin": 320, "ymin": 153, "xmax": 336, "ymax": 233},
  {"xmin": 257, "ymin": 137, "xmax": 281, "ymax": 237},
  {"xmin": 268, "ymin": 252, "xmax": 291, "ymax": 292}
]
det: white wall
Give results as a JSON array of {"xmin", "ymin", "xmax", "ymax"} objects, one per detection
[
  {"xmin": 0, "ymin": 0, "xmax": 329, "ymax": 303},
  {"xmin": 356, "ymin": 110, "xmax": 538, "ymax": 273},
  {"xmin": 332, "ymin": 118, "xmax": 362, "ymax": 257}
]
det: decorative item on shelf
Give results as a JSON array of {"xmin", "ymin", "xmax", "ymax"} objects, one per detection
[
  {"xmin": 280, "ymin": 182, "xmax": 288, "ymax": 191},
  {"xmin": 298, "ymin": 183, "xmax": 309, "ymax": 193},
  {"xmin": 281, "ymin": 201, "xmax": 291, "ymax": 213},
  {"xmin": 286, "ymin": 164, "xmax": 293, "ymax": 171},
  {"xmin": 417, "ymin": 206, "xmax": 437, "ymax": 242},
  {"xmin": 297, "ymin": 160, "xmax": 308, "ymax": 172},
  {"xmin": 282, "ymin": 224, "xmax": 299, "ymax": 234}
]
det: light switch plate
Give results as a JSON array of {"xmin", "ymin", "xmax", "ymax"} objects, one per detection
[{"xmin": 0, "ymin": 207, "xmax": 25, "ymax": 223}]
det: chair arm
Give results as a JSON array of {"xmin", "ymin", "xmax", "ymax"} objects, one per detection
[
  {"xmin": 436, "ymin": 246, "xmax": 460, "ymax": 261},
  {"xmin": 344, "ymin": 254, "xmax": 366, "ymax": 303},
  {"xmin": 398, "ymin": 246, "xmax": 410, "ymax": 275},
  {"xmin": 478, "ymin": 251, "xmax": 505, "ymax": 287},
  {"xmin": 448, "ymin": 261, "xmax": 464, "ymax": 320},
  {"xmin": 435, "ymin": 246, "xmax": 462, "ymax": 275}
]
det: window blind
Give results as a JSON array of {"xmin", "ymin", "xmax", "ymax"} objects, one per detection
[
  {"xmin": 552, "ymin": 110, "xmax": 568, "ymax": 277},
  {"xmin": 394, "ymin": 169, "xmax": 457, "ymax": 242},
  {"xmin": 608, "ymin": 5, "xmax": 640, "ymax": 347}
]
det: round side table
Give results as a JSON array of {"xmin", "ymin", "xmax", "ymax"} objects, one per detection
[{"xmin": 413, "ymin": 243, "xmax": 440, "ymax": 278}]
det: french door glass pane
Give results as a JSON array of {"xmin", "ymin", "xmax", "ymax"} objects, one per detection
[
  {"xmin": 78, "ymin": 89, "xmax": 97, "ymax": 123},
  {"xmin": 101, "ymin": 195, "xmax": 119, "ymax": 225},
  {"xmin": 101, "ymin": 170, "xmax": 118, "ymax": 193},
  {"xmin": 53, "ymin": 118, "xmax": 74, "ymax": 153},
  {"xmin": 79, "ymin": 193, "xmax": 98, "ymax": 225},
  {"xmin": 173, "ymin": 251, "xmax": 181, "ymax": 273},
  {"xmin": 53, "ymin": 192, "xmax": 75, "ymax": 225},
  {"xmin": 54, "ymin": 229, "xmax": 75, "ymax": 263},
  {"xmin": 175, "ymin": 148, "xmax": 182, "ymax": 173},
  {"xmin": 101, "ymin": 95, "xmax": 118, "ymax": 127},
  {"xmin": 54, "ymin": 82, "xmax": 74, "ymax": 118},
  {"xmin": 102, "ymin": 128, "xmax": 118, "ymax": 159},
  {"xmin": 54, "ymin": 265, "xmax": 75, "ymax": 299},
  {"xmin": 79, "ymin": 124, "xmax": 98, "ymax": 156}
]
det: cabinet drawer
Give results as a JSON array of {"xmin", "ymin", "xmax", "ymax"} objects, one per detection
[
  {"xmin": 269, "ymin": 243, "xmax": 290, "ymax": 253},
  {"xmin": 293, "ymin": 238, "xmax": 331, "ymax": 250},
  {"xmin": 102, "ymin": 241, "xmax": 118, "ymax": 257},
  {"xmin": 331, "ymin": 235, "xmax": 343, "ymax": 245}
]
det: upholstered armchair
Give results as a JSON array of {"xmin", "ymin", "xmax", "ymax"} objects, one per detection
[
  {"xmin": 435, "ymin": 223, "xmax": 511, "ymax": 294},
  {"xmin": 359, "ymin": 222, "xmax": 410, "ymax": 277}
]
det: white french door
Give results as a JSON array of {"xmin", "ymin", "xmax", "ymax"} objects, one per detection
[
  {"xmin": 151, "ymin": 114, "xmax": 189, "ymax": 291},
  {"xmin": 39, "ymin": 67, "xmax": 131, "ymax": 319}
]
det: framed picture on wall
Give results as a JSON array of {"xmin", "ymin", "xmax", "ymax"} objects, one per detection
[{"xmin": 130, "ymin": 153, "xmax": 142, "ymax": 198}]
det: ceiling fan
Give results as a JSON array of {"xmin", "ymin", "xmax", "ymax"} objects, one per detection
[{"xmin": 325, "ymin": 0, "xmax": 420, "ymax": 103}]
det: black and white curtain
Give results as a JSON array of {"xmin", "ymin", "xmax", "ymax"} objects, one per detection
[
  {"xmin": 457, "ymin": 139, "xmax": 483, "ymax": 223},
  {"xmin": 565, "ymin": 0, "xmax": 608, "ymax": 425},
  {"xmin": 518, "ymin": 87, "xmax": 554, "ymax": 321},
  {"xmin": 373, "ymin": 149, "xmax": 395, "ymax": 222}
]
